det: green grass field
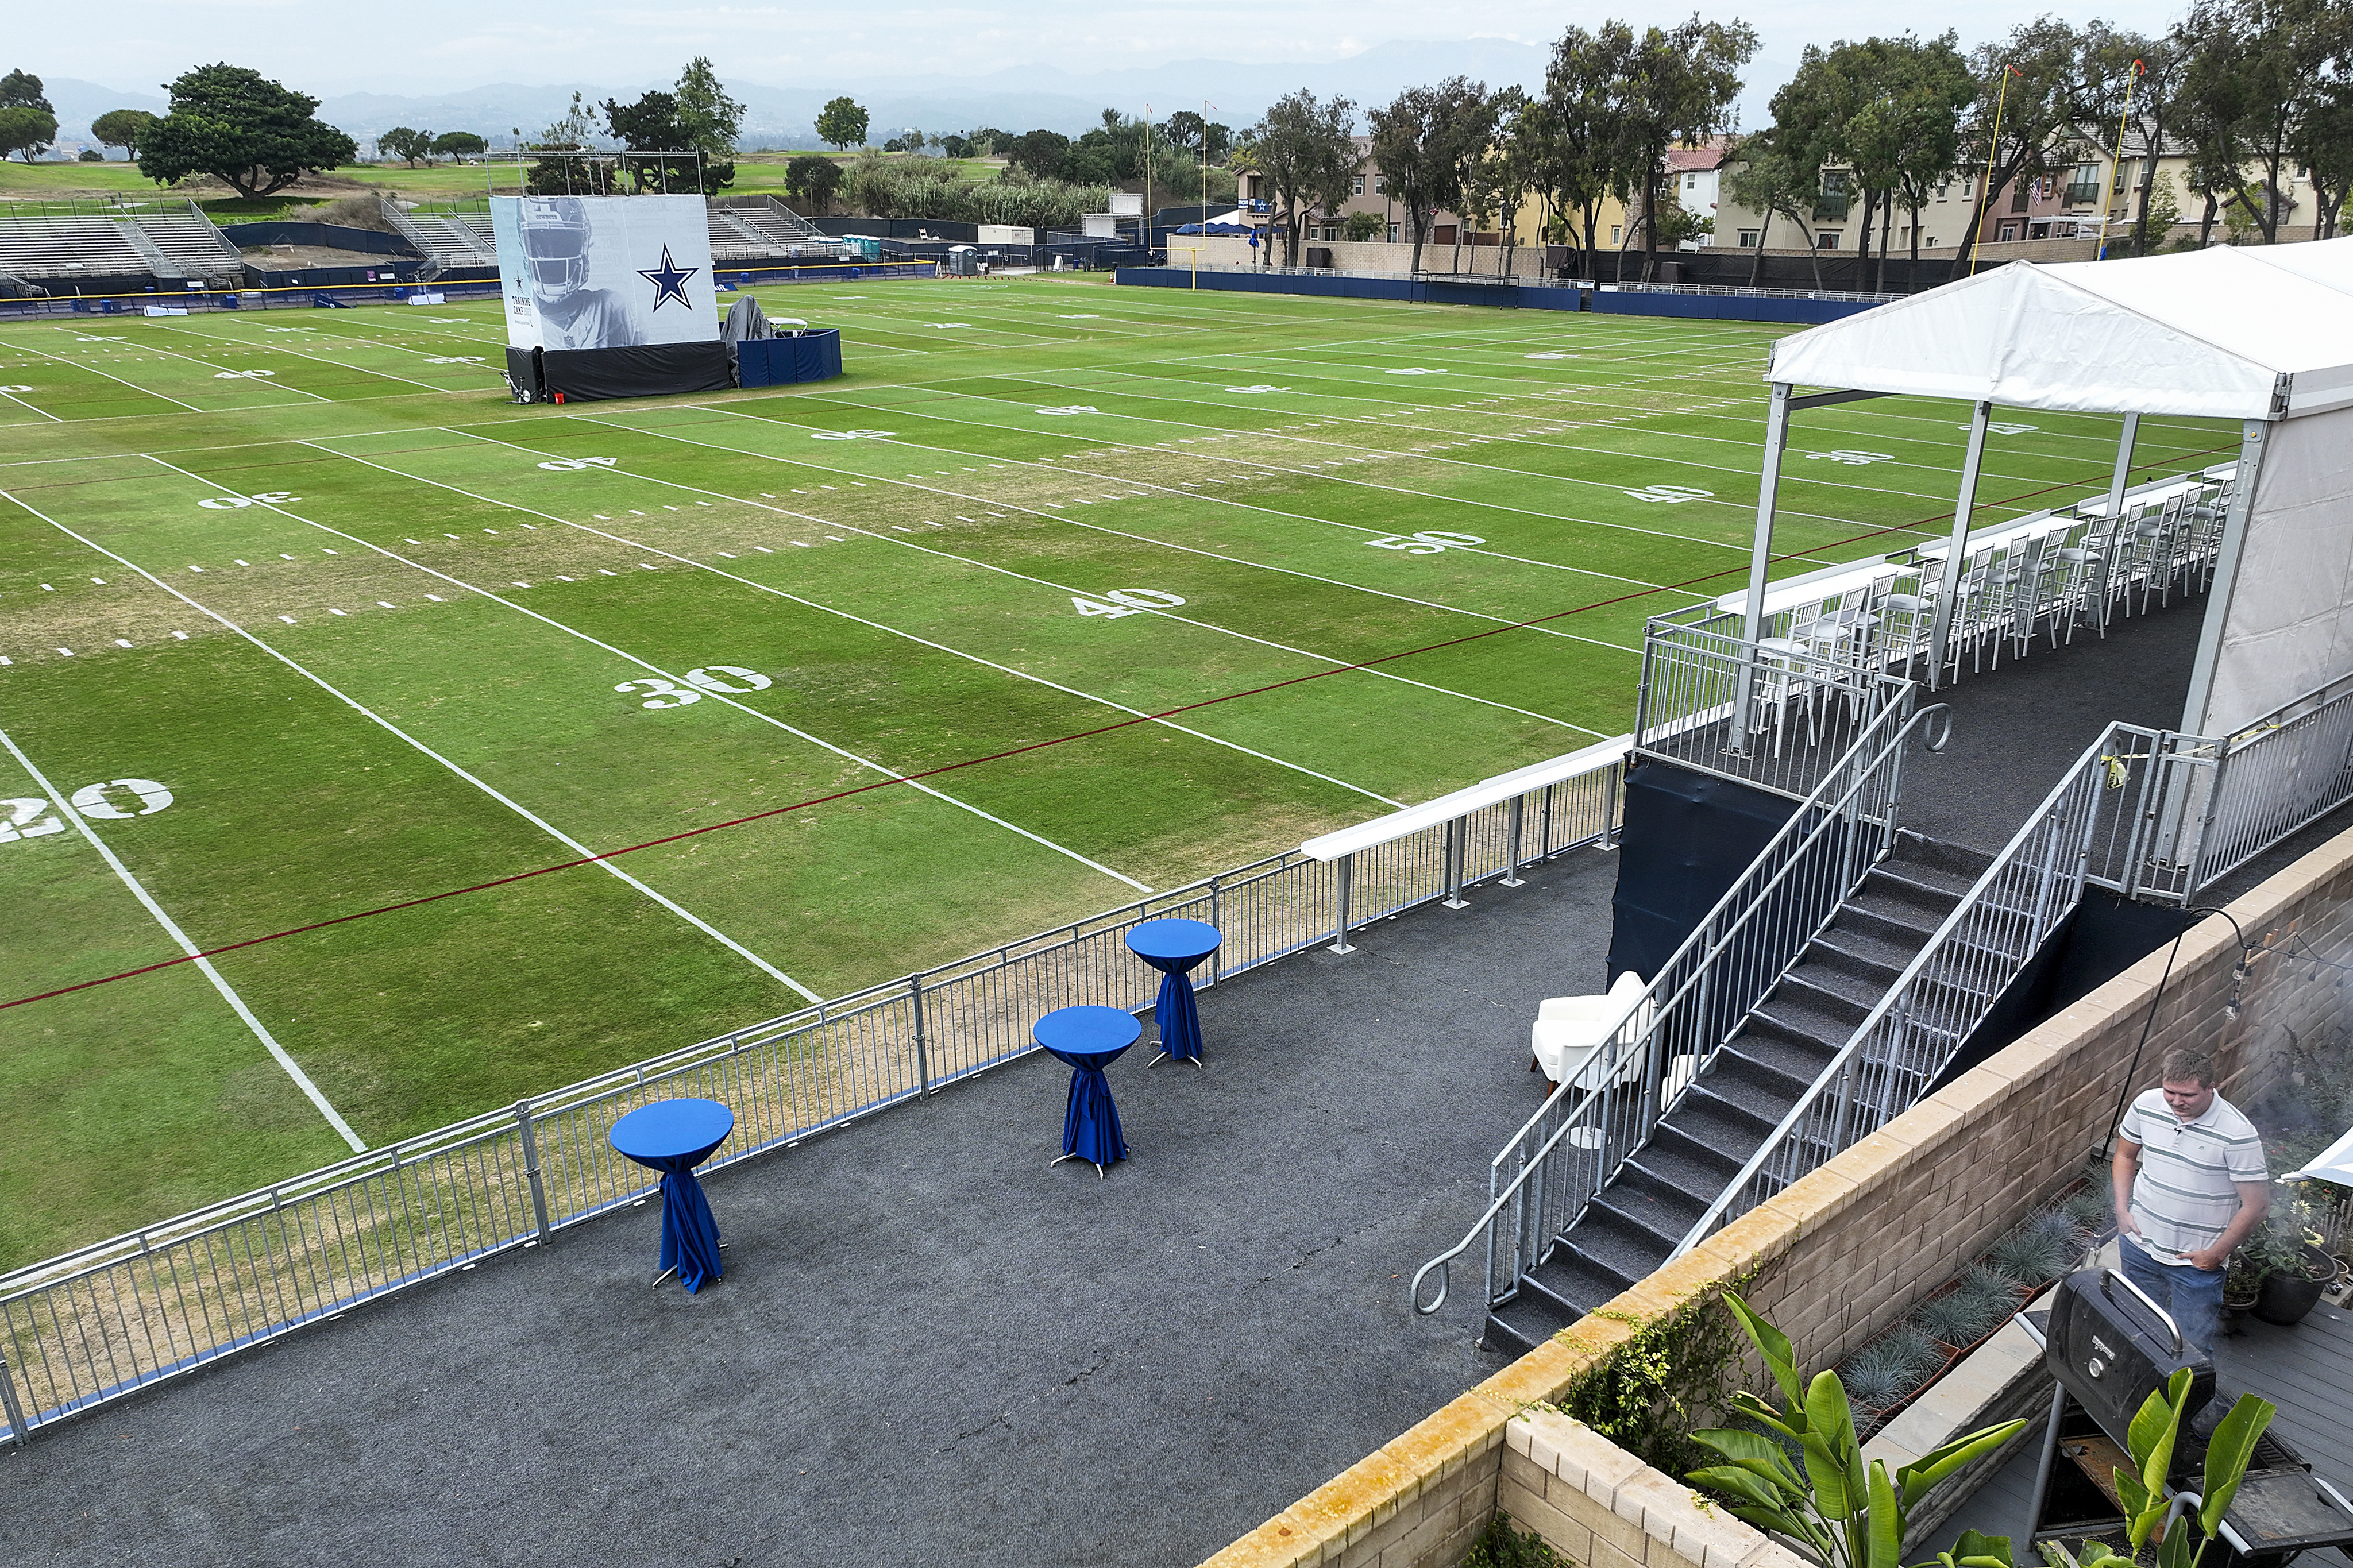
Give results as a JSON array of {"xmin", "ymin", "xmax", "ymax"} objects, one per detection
[{"xmin": 0, "ymin": 276, "xmax": 2236, "ymax": 1269}]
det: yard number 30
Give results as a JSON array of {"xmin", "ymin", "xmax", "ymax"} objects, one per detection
[{"xmin": 615, "ymin": 666, "xmax": 774, "ymax": 709}]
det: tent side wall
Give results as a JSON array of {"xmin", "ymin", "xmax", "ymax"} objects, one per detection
[{"xmin": 2196, "ymin": 404, "xmax": 2353, "ymax": 735}]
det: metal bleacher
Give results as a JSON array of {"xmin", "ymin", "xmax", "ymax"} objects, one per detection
[
  {"xmin": 0, "ymin": 200, "xmax": 245, "ymax": 290},
  {"xmin": 707, "ymin": 195, "xmax": 857, "ymax": 262},
  {"xmin": 380, "ymin": 200, "xmax": 497, "ymax": 279}
]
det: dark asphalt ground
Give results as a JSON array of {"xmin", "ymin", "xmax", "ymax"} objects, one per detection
[{"xmin": 0, "ymin": 845, "xmax": 1622, "ymax": 1568}]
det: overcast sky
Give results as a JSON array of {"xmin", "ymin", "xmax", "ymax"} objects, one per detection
[{"xmin": 20, "ymin": 0, "xmax": 2187, "ymax": 103}]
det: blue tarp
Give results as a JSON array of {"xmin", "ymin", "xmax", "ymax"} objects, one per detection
[{"xmin": 1172, "ymin": 222, "xmax": 1253, "ymax": 235}]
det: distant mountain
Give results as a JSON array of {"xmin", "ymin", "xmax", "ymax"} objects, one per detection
[
  {"xmin": 43, "ymin": 76, "xmax": 169, "ymax": 140},
  {"xmin": 38, "ymin": 39, "xmax": 1551, "ymax": 149}
]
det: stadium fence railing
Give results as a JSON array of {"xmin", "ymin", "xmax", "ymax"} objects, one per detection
[
  {"xmin": 0, "ymin": 740, "xmax": 1630, "ymax": 1444},
  {"xmin": 0, "ymin": 264, "xmax": 939, "ymax": 321}
]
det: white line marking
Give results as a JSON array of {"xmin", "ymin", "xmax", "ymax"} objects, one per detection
[
  {"xmin": 0, "ymin": 721, "xmax": 367, "ymax": 1151},
  {"xmin": 155, "ymin": 449, "xmax": 1158, "ymax": 891},
  {"xmin": 2, "ymin": 485, "xmax": 824, "ymax": 1005}
]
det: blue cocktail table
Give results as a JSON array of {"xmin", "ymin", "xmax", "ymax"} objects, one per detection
[
  {"xmin": 608, "ymin": 1098, "xmax": 734, "ymax": 1292},
  {"xmin": 1126, "ymin": 918, "xmax": 1222, "ymax": 1068},
  {"xmin": 1033, "ymin": 1005, "xmax": 1140, "ymax": 1176}
]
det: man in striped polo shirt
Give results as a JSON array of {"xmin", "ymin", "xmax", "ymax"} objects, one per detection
[{"xmin": 2112, "ymin": 1047, "xmax": 2269, "ymax": 1351}]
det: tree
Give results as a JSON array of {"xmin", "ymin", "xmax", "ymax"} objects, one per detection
[
  {"xmin": 431, "ymin": 130, "xmax": 487, "ymax": 161},
  {"xmin": 1344, "ymin": 210, "xmax": 1384, "ymax": 240},
  {"xmin": 1725, "ymin": 128, "xmax": 1830, "ymax": 285},
  {"xmin": 673, "ymin": 56, "xmax": 743, "ymax": 171},
  {"xmin": 1530, "ymin": 21, "xmax": 1640, "ymax": 282},
  {"xmin": 91, "ymin": 109, "xmax": 157, "ymax": 161},
  {"xmin": 2294, "ymin": 80, "xmax": 2353, "ymax": 236},
  {"xmin": 1839, "ymin": 34, "xmax": 1974, "ymax": 283},
  {"xmin": 1618, "ymin": 14, "xmax": 1760, "ymax": 282},
  {"xmin": 1163, "ymin": 110, "xmax": 1232, "ymax": 164},
  {"xmin": 1368, "ymin": 78, "xmax": 1491, "ymax": 275},
  {"xmin": 1006, "ymin": 128, "xmax": 1071, "ymax": 180},
  {"xmin": 2174, "ymin": 0, "xmax": 2351, "ymax": 245},
  {"xmin": 0, "ymin": 106, "xmax": 54, "ymax": 164},
  {"xmin": 1958, "ymin": 18, "xmax": 2099, "ymax": 262},
  {"xmin": 523, "ymin": 91, "xmax": 612, "ymax": 196},
  {"xmin": 816, "ymin": 96, "xmax": 869, "ymax": 151},
  {"xmin": 138, "ymin": 64, "xmax": 358, "ymax": 199},
  {"xmin": 0, "ymin": 70, "xmax": 56, "ymax": 164},
  {"xmin": 1247, "ymin": 89, "xmax": 1362, "ymax": 266},
  {"xmin": 376, "ymin": 126, "xmax": 434, "ymax": 166},
  {"xmin": 785, "ymin": 154, "xmax": 844, "ymax": 210},
  {"xmin": 605, "ymin": 89, "xmax": 730, "ymax": 193}
]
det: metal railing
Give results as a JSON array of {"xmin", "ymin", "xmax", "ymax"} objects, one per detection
[
  {"xmin": 2191, "ymin": 673, "xmax": 2353, "ymax": 892},
  {"xmin": 1634, "ymin": 614, "xmax": 1920, "ymax": 800},
  {"xmin": 1601, "ymin": 281, "xmax": 1901, "ymax": 303},
  {"xmin": 1668, "ymin": 720, "xmax": 2197, "ymax": 1254},
  {"xmin": 1410, "ymin": 697, "xmax": 1945, "ymax": 1317},
  {"xmin": 0, "ymin": 748, "xmax": 1629, "ymax": 1442}
]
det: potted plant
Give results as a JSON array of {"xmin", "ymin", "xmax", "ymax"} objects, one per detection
[
  {"xmin": 2222, "ymin": 1252, "xmax": 2263, "ymax": 1320},
  {"xmin": 2239, "ymin": 1200, "xmax": 2337, "ymax": 1327}
]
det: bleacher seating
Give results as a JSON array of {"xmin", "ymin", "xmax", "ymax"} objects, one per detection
[
  {"xmin": 382, "ymin": 203, "xmax": 497, "ymax": 273},
  {"xmin": 707, "ymin": 196, "xmax": 857, "ymax": 263},
  {"xmin": 0, "ymin": 202, "xmax": 245, "ymax": 286}
]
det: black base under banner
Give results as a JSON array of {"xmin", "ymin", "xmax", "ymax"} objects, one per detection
[{"xmin": 504, "ymin": 342, "xmax": 732, "ymax": 403}]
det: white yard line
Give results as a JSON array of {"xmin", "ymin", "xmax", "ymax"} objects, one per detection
[
  {"xmin": 156, "ymin": 320, "xmax": 503, "ymax": 395},
  {"xmin": 450, "ymin": 420, "xmax": 1598, "ymax": 736},
  {"xmin": 63, "ymin": 325, "xmax": 337, "ymax": 404},
  {"xmin": 152, "ymin": 449, "xmax": 1162, "ymax": 890},
  {"xmin": 7, "ymin": 337, "xmax": 206, "ymax": 412},
  {"xmin": 2, "ymin": 485, "xmax": 825, "ymax": 1005},
  {"xmin": 313, "ymin": 432, "xmax": 1417, "ymax": 806},
  {"xmin": 0, "ymin": 387, "xmax": 63, "ymax": 423},
  {"xmin": 0, "ymin": 722, "xmax": 368, "ymax": 1152}
]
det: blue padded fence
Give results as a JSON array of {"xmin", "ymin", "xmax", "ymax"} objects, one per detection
[
  {"xmin": 1112, "ymin": 268, "xmax": 1881, "ymax": 325},
  {"xmin": 735, "ymin": 329, "xmax": 843, "ymax": 387}
]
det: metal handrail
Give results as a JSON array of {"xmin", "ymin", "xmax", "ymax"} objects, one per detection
[
  {"xmin": 1667, "ymin": 720, "xmax": 2180, "ymax": 1256},
  {"xmin": 1411, "ymin": 699, "xmax": 1948, "ymax": 1315}
]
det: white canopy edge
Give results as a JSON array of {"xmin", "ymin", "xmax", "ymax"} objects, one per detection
[
  {"xmin": 2283, "ymin": 1121, "xmax": 2353, "ymax": 1187},
  {"xmin": 1300, "ymin": 735, "xmax": 1631, "ymax": 862},
  {"xmin": 1766, "ymin": 239, "xmax": 2353, "ymax": 421}
]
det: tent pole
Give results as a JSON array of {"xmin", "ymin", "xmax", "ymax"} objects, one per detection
[
  {"xmin": 2179, "ymin": 418, "xmax": 2272, "ymax": 736},
  {"xmin": 1743, "ymin": 383, "xmax": 1792, "ymax": 642},
  {"xmin": 2105, "ymin": 412, "xmax": 2139, "ymax": 520},
  {"xmin": 1729, "ymin": 383, "xmax": 1793, "ymax": 753},
  {"xmin": 1927, "ymin": 400, "xmax": 1993, "ymax": 689}
]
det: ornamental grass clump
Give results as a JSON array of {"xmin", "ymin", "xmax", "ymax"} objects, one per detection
[
  {"xmin": 1912, "ymin": 1284, "xmax": 2010, "ymax": 1350},
  {"xmin": 1986, "ymin": 1224, "xmax": 2072, "ymax": 1287}
]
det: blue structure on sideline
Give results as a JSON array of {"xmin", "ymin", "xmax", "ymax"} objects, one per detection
[
  {"xmin": 734, "ymin": 328, "xmax": 844, "ymax": 387},
  {"xmin": 1110, "ymin": 267, "xmax": 1882, "ymax": 325}
]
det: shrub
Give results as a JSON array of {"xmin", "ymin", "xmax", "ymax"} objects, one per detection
[
  {"xmin": 1913, "ymin": 1287, "xmax": 2010, "ymax": 1349},
  {"xmin": 1986, "ymin": 1225, "xmax": 2070, "ymax": 1287},
  {"xmin": 1465, "ymin": 1511, "xmax": 1569, "ymax": 1567}
]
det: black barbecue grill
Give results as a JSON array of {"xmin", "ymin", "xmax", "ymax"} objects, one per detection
[{"xmin": 2020, "ymin": 1268, "xmax": 2353, "ymax": 1568}]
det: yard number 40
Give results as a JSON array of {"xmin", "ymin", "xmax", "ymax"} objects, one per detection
[{"xmin": 1071, "ymin": 588, "xmax": 1186, "ymax": 619}]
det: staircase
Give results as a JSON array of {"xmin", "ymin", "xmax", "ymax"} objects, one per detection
[{"xmin": 1480, "ymin": 829, "xmax": 1992, "ymax": 1353}]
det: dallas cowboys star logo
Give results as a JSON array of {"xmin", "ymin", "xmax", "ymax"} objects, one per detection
[{"xmin": 637, "ymin": 246, "xmax": 699, "ymax": 312}]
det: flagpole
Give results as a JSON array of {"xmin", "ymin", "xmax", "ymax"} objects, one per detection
[
  {"xmin": 2097, "ymin": 60, "xmax": 2143, "ymax": 261},
  {"xmin": 1969, "ymin": 65, "xmax": 2017, "ymax": 276}
]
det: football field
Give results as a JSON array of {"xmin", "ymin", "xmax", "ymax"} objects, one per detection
[{"xmin": 0, "ymin": 275, "xmax": 2235, "ymax": 1268}]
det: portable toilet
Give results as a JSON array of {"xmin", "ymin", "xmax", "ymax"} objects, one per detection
[{"xmin": 946, "ymin": 245, "xmax": 981, "ymax": 276}]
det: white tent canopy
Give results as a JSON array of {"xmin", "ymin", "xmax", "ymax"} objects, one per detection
[
  {"xmin": 1767, "ymin": 240, "xmax": 2353, "ymax": 421},
  {"xmin": 1745, "ymin": 238, "xmax": 2353, "ymax": 736}
]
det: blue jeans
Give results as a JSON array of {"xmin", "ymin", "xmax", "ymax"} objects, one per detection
[{"xmin": 2121, "ymin": 1238, "xmax": 2225, "ymax": 1353}]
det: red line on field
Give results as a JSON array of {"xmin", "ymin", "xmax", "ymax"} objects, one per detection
[{"xmin": 0, "ymin": 446, "xmax": 2232, "ymax": 1013}]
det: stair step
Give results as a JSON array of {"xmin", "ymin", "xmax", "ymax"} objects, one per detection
[
  {"xmin": 1891, "ymin": 831, "xmax": 1996, "ymax": 883},
  {"xmin": 1484, "ymin": 1295, "xmax": 1563, "ymax": 1355},
  {"xmin": 1717, "ymin": 1020, "xmax": 1841, "ymax": 1086},
  {"xmin": 1750, "ymin": 990, "xmax": 1863, "ymax": 1051},
  {"xmin": 1703, "ymin": 1048, "xmax": 1818, "ymax": 1114},
  {"xmin": 1861, "ymin": 865, "xmax": 1969, "ymax": 921},
  {"xmin": 1663, "ymin": 1084, "xmax": 1779, "ymax": 1153},
  {"xmin": 1810, "ymin": 924, "xmax": 1918, "ymax": 983},
  {"xmin": 1843, "ymin": 890, "xmax": 1949, "ymax": 947},
  {"xmin": 1779, "ymin": 956, "xmax": 1885, "ymax": 1015},
  {"xmin": 1522, "ymin": 1248, "xmax": 1631, "ymax": 1319},
  {"xmin": 1640, "ymin": 1124, "xmax": 1743, "ymax": 1191},
  {"xmin": 1590, "ymin": 1165, "xmax": 1712, "ymax": 1243},
  {"xmin": 1560, "ymin": 1208, "xmax": 1676, "ymax": 1286}
]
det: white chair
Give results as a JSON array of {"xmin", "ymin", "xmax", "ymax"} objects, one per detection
[{"xmin": 1532, "ymin": 970, "xmax": 1655, "ymax": 1090}]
